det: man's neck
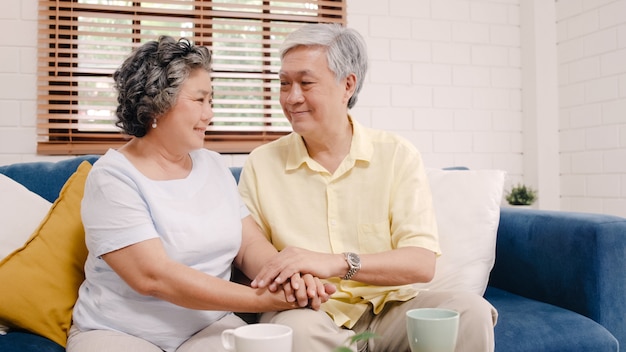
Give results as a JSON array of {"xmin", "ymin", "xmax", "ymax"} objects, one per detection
[{"xmin": 303, "ymin": 120, "xmax": 353, "ymax": 174}]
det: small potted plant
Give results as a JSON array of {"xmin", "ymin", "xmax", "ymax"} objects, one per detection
[{"xmin": 505, "ymin": 183, "xmax": 537, "ymax": 206}]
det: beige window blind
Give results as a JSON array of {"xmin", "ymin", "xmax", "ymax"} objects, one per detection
[{"xmin": 37, "ymin": 0, "xmax": 346, "ymax": 155}]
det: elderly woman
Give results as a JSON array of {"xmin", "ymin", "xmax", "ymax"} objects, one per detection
[{"xmin": 67, "ymin": 36, "xmax": 333, "ymax": 352}]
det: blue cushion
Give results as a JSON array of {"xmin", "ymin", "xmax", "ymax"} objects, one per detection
[
  {"xmin": 0, "ymin": 331, "xmax": 64, "ymax": 352},
  {"xmin": 485, "ymin": 287, "xmax": 618, "ymax": 351},
  {"xmin": 0, "ymin": 156, "xmax": 100, "ymax": 203}
]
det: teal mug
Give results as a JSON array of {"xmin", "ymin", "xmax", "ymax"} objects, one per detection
[{"xmin": 406, "ymin": 308, "xmax": 459, "ymax": 352}]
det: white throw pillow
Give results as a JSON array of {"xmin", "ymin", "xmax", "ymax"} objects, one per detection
[
  {"xmin": 0, "ymin": 174, "xmax": 52, "ymax": 261},
  {"xmin": 413, "ymin": 168, "xmax": 505, "ymax": 296}
]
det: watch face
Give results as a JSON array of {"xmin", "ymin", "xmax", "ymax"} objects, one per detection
[{"xmin": 348, "ymin": 252, "xmax": 360, "ymax": 266}]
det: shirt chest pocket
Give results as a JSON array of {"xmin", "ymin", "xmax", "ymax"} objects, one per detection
[{"xmin": 358, "ymin": 221, "xmax": 392, "ymax": 253}]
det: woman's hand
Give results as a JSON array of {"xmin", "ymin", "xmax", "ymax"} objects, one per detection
[{"xmin": 282, "ymin": 273, "xmax": 336, "ymax": 310}]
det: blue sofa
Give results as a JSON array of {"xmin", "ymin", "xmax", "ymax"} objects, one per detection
[{"xmin": 0, "ymin": 155, "xmax": 624, "ymax": 351}]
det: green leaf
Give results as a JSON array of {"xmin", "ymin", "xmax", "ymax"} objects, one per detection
[
  {"xmin": 333, "ymin": 331, "xmax": 380, "ymax": 351},
  {"xmin": 349, "ymin": 331, "xmax": 378, "ymax": 344},
  {"xmin": 333, "ymin": 348, "xmax": 354, "ymax": 352}
]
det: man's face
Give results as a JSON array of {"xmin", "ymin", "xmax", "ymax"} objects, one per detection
[{"xmin": 278, "ymin": 45, "xmax": 353, "ymax": 139}]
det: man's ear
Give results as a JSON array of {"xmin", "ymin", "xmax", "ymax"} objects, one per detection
[{"xmin": 344, "ymin": 73, "xmax": 357, "ymax": 103}]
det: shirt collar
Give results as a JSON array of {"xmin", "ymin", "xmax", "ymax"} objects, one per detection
[{"xmin": 285, "ymin": 115, "xmax": 373, "ymax": 172}]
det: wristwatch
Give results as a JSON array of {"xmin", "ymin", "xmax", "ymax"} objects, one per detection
[{"xmin": 342, "ymin": 252, "xmax": 361, "ymax": 280}]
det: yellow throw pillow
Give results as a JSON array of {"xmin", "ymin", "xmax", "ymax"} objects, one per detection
[{"xmin": 0, "ymin": 161, "xmax": 92, "ymax": 347}]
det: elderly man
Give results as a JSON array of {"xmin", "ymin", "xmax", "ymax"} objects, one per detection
[{"xmin": 239, "ymin": 23, "xmax": 497, "ymax": 352}]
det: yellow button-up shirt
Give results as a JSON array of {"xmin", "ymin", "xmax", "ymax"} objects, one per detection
[{"xmin": 239, "ymin": 119, "xmax": 440, "ymax": 328}]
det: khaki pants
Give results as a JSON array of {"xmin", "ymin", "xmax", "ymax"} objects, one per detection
[
  {"xmin": 261, "ymin": 290, "xmax": 498, "ymax": 352},
  {"xmin": 66, "ymin": 313, "xmax": 246, "ymax": 352}
]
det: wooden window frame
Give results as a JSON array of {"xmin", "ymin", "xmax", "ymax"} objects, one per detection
[{"xmin": 36, "ymin": 0, "xmax": 346, "ymax": 155}]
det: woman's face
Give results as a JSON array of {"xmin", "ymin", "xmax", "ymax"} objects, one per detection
[
  {"xmin": 278, "ymin": 45, "xmax": 354, "ymax": 141},
  {"xmin": 157, "ymin": 69, "xmax": 213, "ymax": 152}
]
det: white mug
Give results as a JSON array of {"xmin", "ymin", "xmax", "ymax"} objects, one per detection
[
  {"xmin": 406, "ymin": 308, "xmax": 459, "ymax": 352},
  {"xmin": 221, "ymin": 323, "xmax": 293, "ymax": 352}
]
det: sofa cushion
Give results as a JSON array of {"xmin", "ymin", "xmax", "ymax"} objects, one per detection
[
  {"xmin": 414, "ymin": 169, "xmax": 505, "ymax": 295},
  {"xmin": 0, "ymin": 155, "xmax": 100, "ymax": 203},
  {"xmin": 0, "ymin": 174, "xmax": 52, "ymax": 261},
  {"xmin": 0, "ymin": 161, "xmax": 92, "ymax": 347},
  {"xmin": 485, "ymin": 287, "xmax": 618, "ymax": 351}
]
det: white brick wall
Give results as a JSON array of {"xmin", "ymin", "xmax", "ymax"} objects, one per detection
[
  {"xmin": 557, "ymin": 0, "xmax": 626, "ymax": 217},
  {"xmin": 0, "ymin": 0, "xmax": 40, "ymax": 165},
  {"xmin": 350, "ymin": 0, "xmax": 523, "ymax": 174}
]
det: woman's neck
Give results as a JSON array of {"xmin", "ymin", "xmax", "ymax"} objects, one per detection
[{"xmin": 119, "ymin": 137, "xmax": 192, "ymax": 180}]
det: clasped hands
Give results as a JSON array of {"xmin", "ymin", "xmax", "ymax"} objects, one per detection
[{"xmin": 252, "ymin": 247, "xmax": 338, "ymax": 310}]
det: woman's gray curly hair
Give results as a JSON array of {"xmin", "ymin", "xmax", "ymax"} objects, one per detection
[
  {"xmin": 279, "ymin": 23, "xmax": 368, "ymax": 109},
  {"xmin": 113, "ymin": 36, "xmax": 212, "ymax": 137}
]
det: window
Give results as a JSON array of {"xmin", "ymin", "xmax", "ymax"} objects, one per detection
[{"xmin": 37, "ymin": 0, "xmax": 346, "ymax": 155}]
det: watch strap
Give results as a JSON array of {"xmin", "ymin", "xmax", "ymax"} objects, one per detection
[{"xmin": 342, "ymin": 252, "xmax": 360, "ymax": 280}]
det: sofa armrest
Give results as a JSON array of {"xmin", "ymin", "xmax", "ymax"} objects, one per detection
[{"xmin": 488, "ymin": 207, "xmax": 626, "ymax": 347}]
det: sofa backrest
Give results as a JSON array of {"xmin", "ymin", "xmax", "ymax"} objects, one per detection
[
  {"xmin": 0, "ymin": 156, "xmax": 244, "ymax": 202},
  {"xmin": 0, "ymin": 156, "xmax": 100, "ymax": 203}
]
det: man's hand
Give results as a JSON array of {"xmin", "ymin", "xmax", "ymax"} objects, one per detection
[{"xmin": 251, "ymin": 247, "xmax": 345, "ymax": 292}]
